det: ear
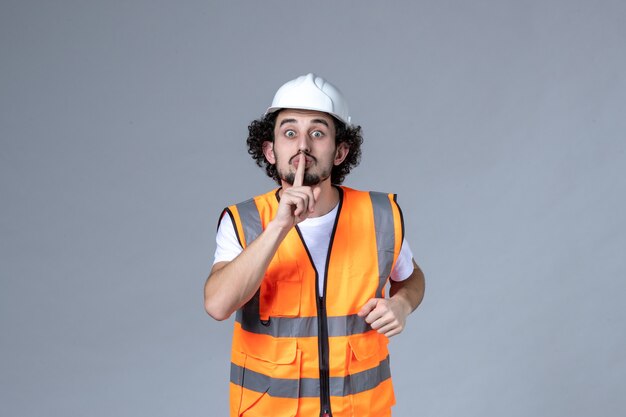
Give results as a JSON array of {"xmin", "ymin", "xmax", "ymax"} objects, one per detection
[
  {"xmin": 262, "ymin": 141, "xmax": 276, "ymax": 164},
  {"xmin": 334, "ymin": 142, "xmax": 350, "ymax": 166}
]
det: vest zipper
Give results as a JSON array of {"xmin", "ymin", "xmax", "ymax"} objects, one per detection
[
  {"xmin": 317, "ymin": 294, "xmax": 331, "ymax": 417},
  {"xmin": 295, "ymin": 187, "xmax": 343, "ymax": 417},
  {"xmin": 297, "ymin": 231, "xmax": 333, "ymax": 417}
]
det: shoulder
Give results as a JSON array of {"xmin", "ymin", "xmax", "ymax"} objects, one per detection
[
  {"xmin": 223, "ymin": 188, "xmax": 280, "ymax": 214},
  {"xmin": 339, "ymin": 185, "xmax": 404, "ymax": 237},
  {"xmin": 339, "ymin": 186, "xmax": 402, "ymax": 208},
  {"xmin": 339, "ymin": 185, "xmax": 398, "ymax": 198},
  {"xmin": 219, "ymin": 188, "xmax": 279, "ymax": 247}
]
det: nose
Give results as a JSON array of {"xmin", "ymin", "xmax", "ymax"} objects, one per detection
[{"xmin": 297, "ymin": 135, "xmax": 310, "ymax": 153}]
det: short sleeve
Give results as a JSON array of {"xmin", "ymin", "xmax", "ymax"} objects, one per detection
[
  {"xmin": 390, "ymin": 238, "xmax": 414, "ymax": 282},
  {"xmin": 213, "ymin": 214, "xmax": 243, "ymax": 265}
]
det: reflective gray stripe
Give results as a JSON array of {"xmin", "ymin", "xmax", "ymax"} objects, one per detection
[
  {"xmin": 230, "ymin": 356, "xmax": 391, "ymax": 398},
  {"xmin": 230, "ymin": 358, "xmax": 244, "ymax": 386},
  {"xmin": 236, "ymin": 198, "xmax": 262, "ymax": 246},
  {"xmin": 235, "ymin": 311, "xmax": 371, "ymax": 337},
  {"xmin": 230, "ymin": 363, "xmax": 300, "ymax": 398},
  {"xmin": 335, "ymin": 356, "xmax": 392, "ymax": 396},
  {"xmin": 369, "ymin": 192, "xmax": 396, "ymax": 298}
]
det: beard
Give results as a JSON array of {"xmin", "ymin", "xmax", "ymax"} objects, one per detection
[
  {"xmin": 281, "ymin": 170, "xmax": 330, "ymax": 186},
  {"xmin": 276, "ymin": 152, "xmax": 332, "ymax": 186}
]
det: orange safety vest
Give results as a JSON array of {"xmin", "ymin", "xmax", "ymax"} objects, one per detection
[{"xmin": 223, "ymin": 186, "xmax": 404, "ymax": 417}]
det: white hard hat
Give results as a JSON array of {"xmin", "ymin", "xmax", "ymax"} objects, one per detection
[{"xmin": 266, "ymin": 73, "xmax": 352, "ymax": 125}]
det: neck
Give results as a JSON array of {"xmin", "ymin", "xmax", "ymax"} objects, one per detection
[{"xmin": 280, "ymin": 178, "xmax": 339, "ymax": 218}]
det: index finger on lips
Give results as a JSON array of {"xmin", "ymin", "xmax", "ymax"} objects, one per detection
[{"xmin": 293, "ymin": 153, "xmax": 305, "ymax": 187}]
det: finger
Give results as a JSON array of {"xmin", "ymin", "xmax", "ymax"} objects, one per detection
[
  {"xmin": 298, "ymin": 187, "xmax": 316, "ymax": 214},
  {"xmin": 286, "ymin": 185, "xmax": 315, "ymax": 215},
  {"xmin": 292, "ymin": 199, "xmax": 305, "ymax": 219},
  {"xmin": 284, "ymin": 190, "xmax": 310, "ymax": 217},
  {"xmin": 371, "ymin": 315, "xmax": 397, "ymax": 331},
  {"xmin": 358, "ymin": 298, "xmax": 379, "ymax": 317},
  {"xmin": 370, "ymin": 312, "xmax": 393, "ymax": 329},
  {"xmin": 380, "ymin": 319, "xmax": 403, "ymax": 337},
  {"xmin": 312, "ymin": 186, "xmax": 322, "ymax": 201},
  {"xmin": 293, "ymin": 153, "xmax": 305, "ymax": 187},
  {"xmin": 292, "ymin": 196, "xmax": 308, "ymax": 219},
  {"xmin": 309, "ymin": 185, "xmax": 322, "ymax": 212},
  {"xmin": 383, "ymin": 327, "xmax": 402, "ymax": 338}
]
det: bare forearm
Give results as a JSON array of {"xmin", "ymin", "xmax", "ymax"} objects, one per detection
[
  {"xmin": 389, "ymin": 261, "xmax": 425, "ymax": 313},
  {"xmin": 205, "ymin": 166, "xmax": 323, "ymax": 321},
  {"xmin": 359, "ymin": 261, "xmax": 425, "ymax": 337},
  {"xmin": 204, "ymin": 221, "xmax": 290, "ymax": 320}
]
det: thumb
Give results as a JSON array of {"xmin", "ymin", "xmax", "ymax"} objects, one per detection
[
  {"xmin": 358, "ymin": 298, "xmax": 379, "ymax": 317},
  {"xmin": 309, "ymin": 186, "xmax": 322, "ymax": 212},
  {"xmin": 313, "ymin": 186, "xmax": 322, "ymax": 201}
]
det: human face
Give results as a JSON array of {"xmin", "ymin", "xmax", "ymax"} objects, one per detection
[{"xmin": 263, "ymin": 109, "xmax": 349, "ymax": 187}]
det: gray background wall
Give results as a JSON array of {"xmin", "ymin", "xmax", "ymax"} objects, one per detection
[{"xmin": 1, "ymin": 1, "xmax": 624, "ymax": 416}]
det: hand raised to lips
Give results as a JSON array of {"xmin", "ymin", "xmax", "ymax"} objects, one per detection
[
  {"xmin": 293, "ymin": 152, "xmax": 306, "ymax": 187},
  {"xmin": 273, "ymin": 152, "xmax": 322, "ymax": 227}
]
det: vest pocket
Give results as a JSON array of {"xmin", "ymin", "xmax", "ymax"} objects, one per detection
[
  {"xmin": 237, "ymin": 337, "xmax": 300, "ymax": 417},
  {"xmin": 267, "ymin": 280, "xmax": 302, "ymax": 317},
  {"xmin": 348, "ymin": 333, "xmax": 380, "ymax": 367},
  {"xmin": 241, "ymin": 335, "xmax": 297, "ymax": 364},
  {"xmin": 347, "ymin": 333, "xmax": 393, "ymax": 416}
]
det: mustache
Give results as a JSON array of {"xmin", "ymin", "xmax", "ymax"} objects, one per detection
[{"xmin": 290, "ymin": 151, "xmax": 317, "ymax": 164}]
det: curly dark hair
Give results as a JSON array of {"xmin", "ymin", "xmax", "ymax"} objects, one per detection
[{"xmin": 246, "ymin": 111, "xmax": 363, "ymax": 185}]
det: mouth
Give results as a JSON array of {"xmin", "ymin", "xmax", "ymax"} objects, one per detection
[{"xmin": 291, "ymin": 153, "xmax": 315, "ymax": 168}]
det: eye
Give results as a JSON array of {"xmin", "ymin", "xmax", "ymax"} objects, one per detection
[
  {"xmin": 311, "ymin": 130, "xmax": 324, "ymax": 139},
  {"xmin": 284, "ymin": 130, "xmax": 296, "ymax": 138}
]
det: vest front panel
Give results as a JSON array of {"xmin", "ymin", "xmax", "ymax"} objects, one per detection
[{"xmin": 226, "ymin": 187, "xmax": 404, "ymax": 417}]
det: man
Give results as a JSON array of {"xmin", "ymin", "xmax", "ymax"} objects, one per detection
[{"xmin": 205, "ymin": 73, "xmax": 425, "ymax": 417}]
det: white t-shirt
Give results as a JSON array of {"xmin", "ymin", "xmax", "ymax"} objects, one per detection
[{"xmin": 213, "ymin": 204, "xmax": 415, "ymax": 294}]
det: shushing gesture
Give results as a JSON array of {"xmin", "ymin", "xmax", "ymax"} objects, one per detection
[{"xmin": 274, "ymin": 153, "xmax": 322, "ymax": 229}]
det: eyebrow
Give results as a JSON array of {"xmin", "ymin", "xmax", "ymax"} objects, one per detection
[{"xmin": 279, "ymin": 118, "xmax": 330, "ymax": 128}]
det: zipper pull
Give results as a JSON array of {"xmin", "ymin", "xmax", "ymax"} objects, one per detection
[{"xmin": 321, "ymin": 411, "xmax": 332, "ymax": 417}]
